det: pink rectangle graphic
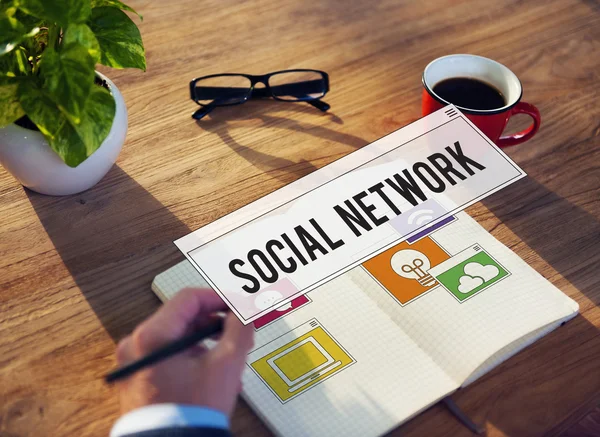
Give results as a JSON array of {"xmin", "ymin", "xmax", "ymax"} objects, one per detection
[{"xmin": 253, "ymin": 294, "xmax": 310, "ymax": 329}]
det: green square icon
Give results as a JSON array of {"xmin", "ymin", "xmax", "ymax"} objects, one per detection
[{"xmin": 433, "ymin": 249, "xmax": 509, "ymax": 302}]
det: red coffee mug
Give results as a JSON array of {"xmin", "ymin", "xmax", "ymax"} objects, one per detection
[{"xmin": 422, "ymin": 54, "xmax": 541, "ymax": 147}]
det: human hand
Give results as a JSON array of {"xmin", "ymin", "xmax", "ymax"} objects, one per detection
[{"xmin": 115, "ymin": 288, "xmax": 254, "ymax": 416}]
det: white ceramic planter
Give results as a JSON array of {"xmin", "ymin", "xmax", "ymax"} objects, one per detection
[{"xmin": 0, "ymin": 72, "xmax": 127, "ymax": 196}]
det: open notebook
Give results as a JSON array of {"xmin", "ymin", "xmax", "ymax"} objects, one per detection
[{"xmin": 153, "ymin": 210, "xmax": 578, "ymax": 437}]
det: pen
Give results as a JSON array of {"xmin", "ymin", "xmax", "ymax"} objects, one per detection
[{"xmin": 104, "ymin": 318, "xmax": 224, "ymax": 384}]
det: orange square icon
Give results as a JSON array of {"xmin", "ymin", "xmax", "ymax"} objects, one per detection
[{"xmin": 362, "ymin": 237, "xmax": 450, "ymax": 305}]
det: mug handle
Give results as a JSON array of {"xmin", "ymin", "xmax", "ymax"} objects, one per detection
[{"xmin": 497, "ymin": 102, "xmax": 541, "ymax": 147}]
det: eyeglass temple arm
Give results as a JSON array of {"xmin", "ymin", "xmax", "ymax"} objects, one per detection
[
  {"xmin": 192, "ymin": 104, "xmax": 215, "ymax": 120},
  {"xmin": 307, "ymin": 99, "xmax": 330, "ymax": 112}
]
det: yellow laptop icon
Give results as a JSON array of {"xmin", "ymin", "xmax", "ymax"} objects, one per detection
[{"xmin": 249, "ymin": 319, "xmax": 354, "ymax": 402}]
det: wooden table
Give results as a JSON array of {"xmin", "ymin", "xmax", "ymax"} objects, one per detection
[{"xmin": 1, "ymin": 0, "xmax": 599, "ymax": 435}]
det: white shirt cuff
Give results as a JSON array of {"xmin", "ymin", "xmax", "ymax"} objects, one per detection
[{"xmin": 110, "ymin": 404, "xmax": 229, "ymax": 437}]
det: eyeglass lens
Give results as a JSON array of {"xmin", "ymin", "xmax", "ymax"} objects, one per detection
[
  {"xmin": 268, "ymin": 71, "xmax": 326, "ymax": 101},
  {"xmin": 193, "ymin": 71, "xmax": 326, "ymax": 106},
  {"xmin": 194, "ymin": 75, "xmax": 252, "ymax": 106}
]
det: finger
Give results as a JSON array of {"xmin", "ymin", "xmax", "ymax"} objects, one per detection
[
  {"xmin": 186, "ymin": 342, "xmax": 210, "ymax": 358},
  {"xmin": 187, "ymin": 312, "xmax": 225, "ymax": 336},
  {"xmin": 156, "ymin": 288, "xmax": 226, "ymax": 331},
  {"xmin": 133, "ymin": 288, "xmax": 227, "ymax": 353},
  {"xmin": 214, "ymin": 312, "xmax": 254, "ymax": 359},
  {"xmin": 116, "ymin": 335, "xmax": 135, "ymax": 365}
]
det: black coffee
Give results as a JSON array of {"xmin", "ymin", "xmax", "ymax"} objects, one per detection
[{"xmin": 432, "ymin": 77, "xmax": 505, "ymax": 110}]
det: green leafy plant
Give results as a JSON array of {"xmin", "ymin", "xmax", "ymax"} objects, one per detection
[{"xmin": 0, "ymin": 0, "xmax": 145, "ymax": 167}]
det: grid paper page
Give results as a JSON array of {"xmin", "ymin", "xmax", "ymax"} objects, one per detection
[
  {"xmin": 463, "ymin": 319, "xmax": 566, "ymax": 386},
  {"xmin": 152, "ymin": 260, "xmax": 210, "ymax": 301},
  {"xmin": 152, "ymin": 212, "xmax": 578, "ymax": 434},
  {"xmin": 240, "ymin": 273, "xmax": 456, "ymax": 437},
  {"xmin": 349, "ymin": 211, "xmax": 578, "ymax": 385},
  {"xmin": 153, "ymin": 262, "xmax": 458, "ymax": 437}
]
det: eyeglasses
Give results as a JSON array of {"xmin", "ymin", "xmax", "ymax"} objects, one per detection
[{"xmin": 189, "ymin": 69, "xmax": 330, "ymax": 120}]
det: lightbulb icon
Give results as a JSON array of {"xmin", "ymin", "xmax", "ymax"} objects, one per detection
[{"xmin": 390, "ymin": 249, "xmax": 436, "ymax": 287}]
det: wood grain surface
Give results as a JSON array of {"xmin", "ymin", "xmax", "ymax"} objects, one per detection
[{"xmin": 1, "ymin": 0, "xmax": 599, "ymax": 436}]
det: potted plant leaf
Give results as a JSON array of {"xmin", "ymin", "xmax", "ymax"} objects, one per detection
[{"xmin": 0, "ymin": 0, "xmax": 145, "ymax": 195}]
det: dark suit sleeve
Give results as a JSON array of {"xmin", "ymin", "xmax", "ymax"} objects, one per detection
[{"xmin": 120, "ymin": 427, "xmax": 231, "ymax": 437}]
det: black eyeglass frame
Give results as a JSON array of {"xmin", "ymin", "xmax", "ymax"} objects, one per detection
[{"xmin": 189, "ymin": 69, "xmax": 330, "ymax": 119}]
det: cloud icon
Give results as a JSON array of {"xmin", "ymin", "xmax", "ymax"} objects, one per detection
[
  {"xmin": 464, "ymin": 262, "xmax": 499, "ymax": 282},
  {"xmin": 458, "ymin": 275, "xmax": 484, "ymax": 293}
]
